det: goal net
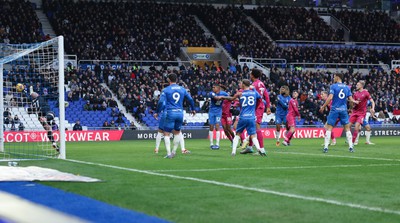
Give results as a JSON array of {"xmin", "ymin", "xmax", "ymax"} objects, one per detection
[{"xmin": 0, "ymin": 36, "xmax": 66, "ymax": 161}]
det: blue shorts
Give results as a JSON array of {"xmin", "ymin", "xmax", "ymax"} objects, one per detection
[
  {"xmin": 164, "ymin": 110, "xmax": 183, "ymax": 133},
  {"xmin": 236, "ymin": 118, "xmax": 256, "ymax": 136},
  {"xmin": 361, "ymin": 118, "xmax": 368, "ymax": 127},
  {"xmin": 275, "ymin": 113, "xmax": 287, "ymax": 125},
  {"xmin": 327, "ymin": 109, "xmax": 349, "ymax": 126},
  {"xmin": 158, "ymin": 112, "xmax": 166, "ymax": 131},
  {"xmin": 209, "ymin": 112, "xmax": 222, "ymax": 125}
]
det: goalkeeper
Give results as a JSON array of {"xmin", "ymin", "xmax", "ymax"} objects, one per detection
[{"xmin": 30, "ymin": 88, "xmax": 59, "ymax": 152}]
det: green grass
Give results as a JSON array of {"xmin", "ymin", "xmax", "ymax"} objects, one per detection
[{"xmin": 15, "ymin": 137, "xmax": 400, "ymax": 223}]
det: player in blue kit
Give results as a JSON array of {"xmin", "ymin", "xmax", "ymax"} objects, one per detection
[
  {"xmin": 319, "ymin": 73, "xmax": 358, "ymax": 153},
  {"xmin": 218, "ymin": 79, "xmax": 266, "ymax": 156},
  {"xmin": 208, "ymin": 84, "xmax": 229, "ymax": 150},
  {"xmin": 157, "ymin": 73, "xmax": 196, "ymax": 158},
  {"xmin": 154, "ymin": 100, "xmax": 166, "ymax": 154},
  {"xmin": 275, "ymin": 86, "xmax": 291, "ymax": 146}
]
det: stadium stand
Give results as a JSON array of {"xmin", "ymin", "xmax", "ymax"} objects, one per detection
[
  {"xmin": 0, "ymin": 0, "xmax": 43, "ymax": 44},
  {"xmin": 43, "ymin": 0, "xmax": 214, "ymax": 60},
  {"xmin": 328, "ymin": 9, "xmax": 400, "ymax": 43},
  {"xmin": 248, "ymin": 6, "xmax": 344, "ymax": 41},
  {"xmin": 3, "ymin": 1, "xmax": 400, "ymax": 130}
]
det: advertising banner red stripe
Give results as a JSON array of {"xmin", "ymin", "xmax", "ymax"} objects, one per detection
[{"xmin": 3, "ymin": 130, "xmax": 124, "ymax": 142}]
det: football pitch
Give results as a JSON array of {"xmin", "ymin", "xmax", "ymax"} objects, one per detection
[{"xmin": 21, "ymin": 137, "xmax": 400, "ymax": 223}]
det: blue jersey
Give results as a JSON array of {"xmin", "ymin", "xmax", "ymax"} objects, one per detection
[
  {"xmin": 209, "ymin": 91, "xmax": 229, "ymax": 114},
  {"xmin": 239, "ymin": 90, "xmax": 261, "ymax": 119},
  {"xmin": 276, "ymin": 94, "xmax": 291, "ymax": 115},
  {"xmin": 329, "ymin": 83, "xmax": 352, "ymax": 111},
  {"xmin": 158, "ymin": 84, "xmax": 195, "ymax": 112}
]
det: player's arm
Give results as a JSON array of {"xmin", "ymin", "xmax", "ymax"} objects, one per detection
[
  {"xmin": 369, "ymin": 97, "xmax": 376, "ymax": 117},
  {"xmin": 219, "ymin": 92, "xmax": 241, "ymax": 101},
  {"xmin": 293, "ymin": 101, "xmax": 301, "ymax": 120},
  {"xmin": 184, "ymin": 91, "xmax": 196, "ymax": 116},
  {"xmin": 156, "ymin": 92, "xmax": 166, "ymax": 114},
  {"xmin": 277, "ymin": 95, "xmax": 288, "ymax": 109},
  {"xmin": 319, "ymin": 94, "xmax": 333, "ymax": 113},
  {"xmin": 262, "ymin": 89, "xmax": 271, "ymax": 107},
  {"xmin": 348, "ymin": 96, "xmax": 358, "ymax": 104}
]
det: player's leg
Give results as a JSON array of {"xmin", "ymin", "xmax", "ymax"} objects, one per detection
[
  {"xmin": 364, "ymin": 124, "xmax": 374, "ymax": 144},
  {"xmin": 172, "ymin": 130, "xmax": 181, "ymax": 156},
  {"xmin": 275, "ymin": 115, "xmax": 282, "ymax": 146},
  {"xmin": 172, "ymin": 113, "xmax": 184, "ymax": 156},
  {"xmin": 215, "ymin": 115, "xmax": 222, "ymax": 148},
  {"xmin": 222, "ymin": 118, "xmax": 232, "ymax": 142},
  {"xmin": 232, "ymin": 119, "xmax": 246, "ymax": 156},
  {"xmin": 255, "ymin": 108, "xmax": 265, "ymax": 152},
  {"xmin": 323, "ymin": 111, "xmax": 339, "ymax": 152},
  {"xmin": 283, "ymin": 116, "xmax": 295, "ymax": 146},
  {"xmin": 163, "ymin": 112, "xmax": 174, "ymax": 158},
  {"xmin": 352, "ymin": 122, "xmax": 361, "ymax": 144},
  {"xmin": 209, "ymin": 113, "xmax": 215, "ymax": 148},
  {"xmin": 155, "ymin": 129, "xmax": 163, "ymax": 154},
  {"xmin": 155, "ymin": 113, "xmax": 166, "ymax": 153},
  {"xmin": 225, "ymin": 116, "xmax": 235, "ymax": 142},
  {"xmin": 178, "ymin": 132, "xmax": 190, "ymax": 154},
  {"xmin": 342, "ymin": 111, "xmax": 354, "ymax": 152},
  {"xmin": 247, "ymin": 120, "xmax": 265, "ymax": 156}
]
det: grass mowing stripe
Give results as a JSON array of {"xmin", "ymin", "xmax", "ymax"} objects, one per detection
[
  {"xmin": 65, "ymin": 158, "xmax": 400, "ymax": 216},
  {"xmin": 148, "ymin": 163, "xmax": 400, "ymax": 172},
  {"xmin": 274, "ymin": 151, "xmax": 400, "ymax": 162}
]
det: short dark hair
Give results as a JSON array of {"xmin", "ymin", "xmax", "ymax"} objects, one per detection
[
  {"xmin": 242, "ymin": 79, "xmax": 251, "ymax": 87},
  {"xmin": 251, "ymin": 68, "xmax": 262, "ymax": 79},
  {"xmin": 219, "ymin": 85, "xmax": 227, "ymax": 90},
  {"xmin": 167, "ymin": 73, "xmax": 177, "ymax": 83},
  {"xmin": 335, "ymin": 73, "xmax": 344, "ymax": 81}
]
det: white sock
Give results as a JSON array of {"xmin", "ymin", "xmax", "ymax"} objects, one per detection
[
  {"xmin": 355, "ymin": 132, "xmax": 360, "ymax": 143},
  {"xmin": 179, "ymin": 132, "xmax": 185, "ymax": 151},
  {"xmin": 275, "ymin": 130, "xmax": 280, "ymax": 141},
  {"xmin": 155, "ymin": 132, "xmax": 162, "ymax": 150},
  {"xmin": 252, "ymin": 137, "xmax": 263, "ymax": 153},
  {"xmin": 172, "ymin": 134, "xmax": 180, "ymax": 153},
  {"xmin": 232, "ymin": 135, "xmax": 240, "ymax": 154},
  {"xmin": 164, "ymin": 135, "xmax": 171, "ymax": 155},
  {"xmin": 366, "ymin": 131, "xmax": 371, "ymax": 143},
  {"xmin": 209, "ymin": 131, "xmax": 214, "ymax": 146},
  {"xmin": 324, "ymin": 130, "xmax": 331, "ymax": 149},
  {"xmin": 346, "ymin": 131, "xmax": 353, "ymax": 148},
  {"xmin": 216, "ymin": 131, "xmax": 220, "ymax": 146}
]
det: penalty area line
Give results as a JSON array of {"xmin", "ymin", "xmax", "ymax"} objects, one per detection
[
  {"xmin": 148, "ymin": 163, "xmax": 400, "ymax": 172},
  {"xmin": 65, "ymin": 158, "xmax": 400, "ymax": 216}
]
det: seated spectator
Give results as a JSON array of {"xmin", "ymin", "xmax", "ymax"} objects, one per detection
[
  {"xmin": 3, "ymin": 108, "xmax": 12, "ymax": 125},
  {"xmin": 73, "ymin": 120, "xmax": 83, "ymax": 131},
  {"xmin": 268, "ymin": 119, "xmax": 275, "ymax": 125},
  {"xmin": 83, "ymin": 101, "xmax": 92, "ymax": 111},
  {"xmin": 18, "ymin": 123, "xmax": 25, "ymax": 131},
  {"xmin": 111, "ymin": 107, "xmax": 119, "ymax": 118},
  {"xmin": 102, "ymin": 121, "xmax": 110, "ymax": 129},
  {"xmin": 109, "ymin": 120, "xmax": 116, "ymax": 129},
  {"xmin": 115, "ymin": 113, "xmax": 124, "ymax": 124},
  {"xmin": 129, "ymin": 121, "xmax": 137, "ymax": 130},
  {"xmin": 13, "ymin": 115, "xmax": 20, "ymax": 125},
  {"xmin": 108, "ymin": 98, "xmax": 118, "ymax": 108}
]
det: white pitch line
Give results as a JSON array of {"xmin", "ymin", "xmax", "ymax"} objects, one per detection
[
  {"xmin": 274, "ymin": 151, "xmax": 400, "ymax": 162},
  {"xmin": 148, "ymin": 163, "xmax": 400, "ymax": 172},
  {"xmin": 65, "ymin": 158, "xmax": 400, "ymax": 216}
]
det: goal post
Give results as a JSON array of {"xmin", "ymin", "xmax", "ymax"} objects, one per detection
[{"xmin": 0, "ymin": 36, "xmax": 66, "ymax": 160}]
